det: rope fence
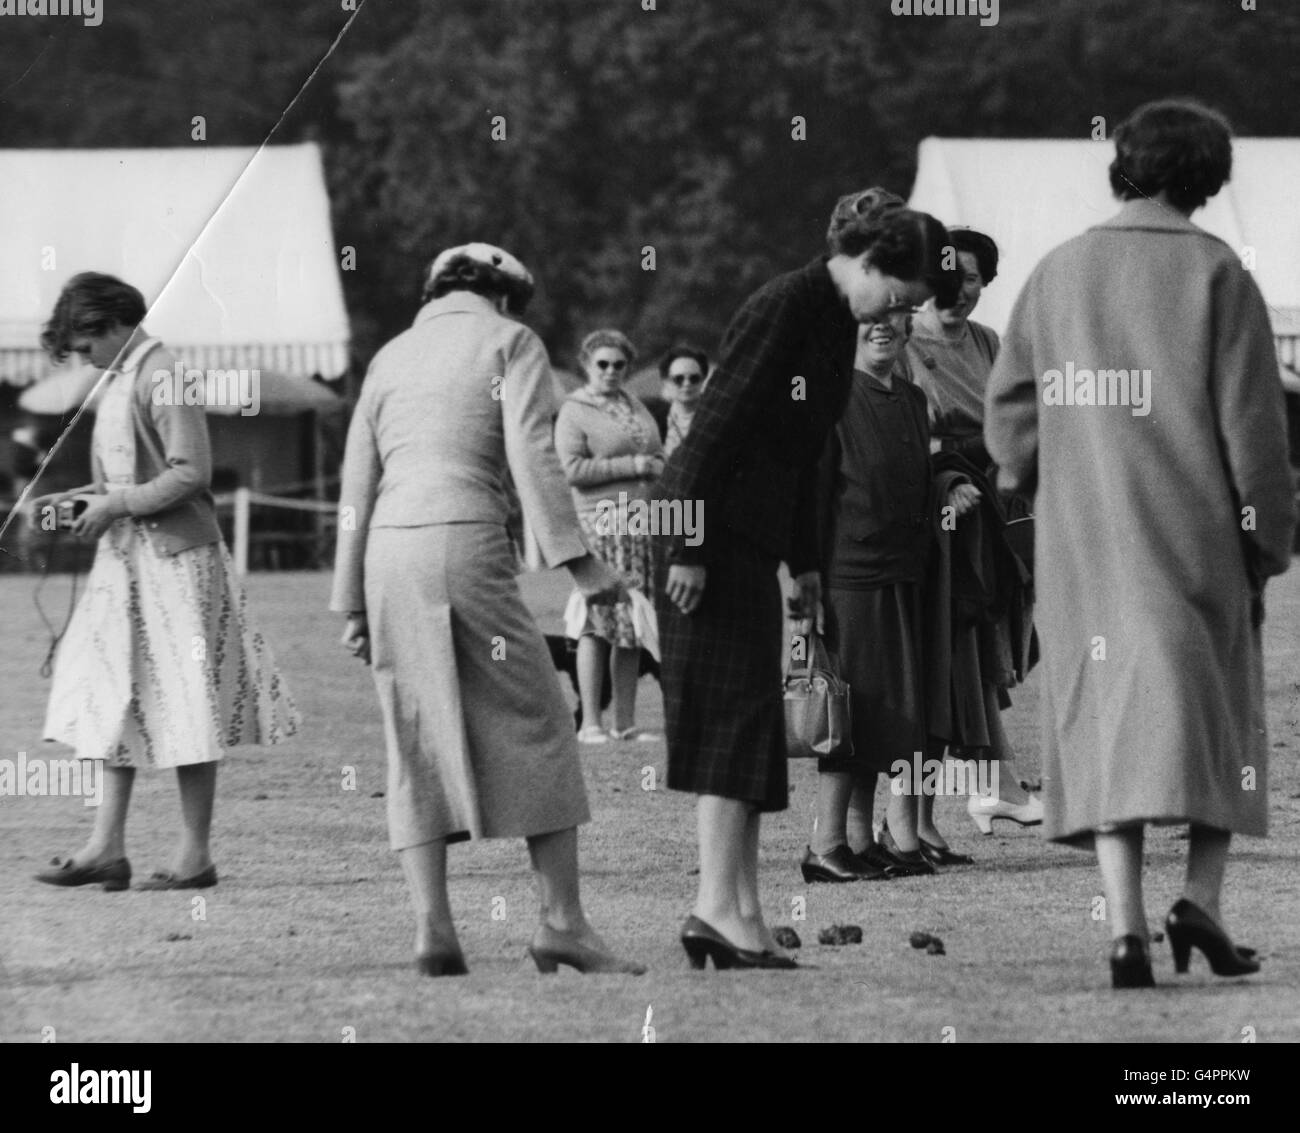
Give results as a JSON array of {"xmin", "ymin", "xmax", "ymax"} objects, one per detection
[
  {"xmin": 213, "ymin": 487, "xmax": 337, "ymax": 575},
  {"xmin": 211, "ymin": 486, "xmax": 547, "ymax": 576}
]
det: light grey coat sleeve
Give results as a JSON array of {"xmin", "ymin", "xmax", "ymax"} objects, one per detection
[
  {"xmin": 1208, "ymin": 260, "xmax": 1296, "ymax": 579},
  {"xmin": 330, "ymin": 372, "xmax": 383, "ymax": 613},
  {"xmin": 502, "ymin": 328, "xmax": 589, "ymax": 568},
  {"xmin": 984, "ymin": 267, "xmax": 1043, "ymax": 496}
]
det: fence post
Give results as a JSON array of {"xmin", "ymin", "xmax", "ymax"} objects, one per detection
[{"xmin": 233, "ymin": 487, "xmax": 250, "ymax": 576}]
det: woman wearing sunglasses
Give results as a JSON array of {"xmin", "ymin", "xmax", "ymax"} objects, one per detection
[
  {"xmin": 659, "ymin": 345, "xmax": 710, "ymax": 458},
  {"xmin": 555, "ymin": 329, "xmax": 665, "ymax": 744}
]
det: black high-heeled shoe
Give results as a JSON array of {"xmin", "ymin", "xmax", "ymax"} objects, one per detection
[
  {"xmin": 1110, "ymin": 935, "xmax": 1155, "ymax": 988},
  {"xmin": 680, "ymin": 915, "xmax": 767, "ymax": 970},
  {"xmin": 1165, "ymin": 899, "xmax": 1261, "ymax": 977}
]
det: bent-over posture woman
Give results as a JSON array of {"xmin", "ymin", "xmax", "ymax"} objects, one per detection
[
  {"xmin": 32, "ymin": 272, "xmax": 299, "ymax": 893},
  {"xmin": 332, "ymin": 243, "xmax": 644, "ymax": 977},
  {"xmin": 657, "ymin": 189, "xmax": 959, "ymax": 970}
]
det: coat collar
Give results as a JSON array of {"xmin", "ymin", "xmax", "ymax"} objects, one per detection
[
  {"xmin": 1095, "ymin": 198, "xmax": 1202, "ymax": 235},
  {"xmin": 802, "ymin": 256, "xmax": 842, "ymax": 304},
  {"xmin": 856, "ymin": 365, "xmax": 906, "ymax": 394},
  {"xmin": 413, "ymin": 290, "xmax": 502, "ymax": 325}
]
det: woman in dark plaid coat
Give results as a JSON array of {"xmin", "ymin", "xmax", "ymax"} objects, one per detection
[{"xmin": 659, "ymin": 189, "xmax": 959, "ymax": 970}]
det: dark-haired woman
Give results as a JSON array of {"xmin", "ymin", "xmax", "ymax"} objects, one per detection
[
  {"xmin": 30, "ymin": 272, "xmax": 299, "ymax": 893},
  {"xmin": 660, "ymin": 345, "xmax": 710, "ymax": 458},
  {"xmin": 332, "ymin": 243, "xmax": 644, "ymax": 977},
  {"xmin": 987, "ymin": 100, "xmax": 1295, "ymax": 987},
  {"xmin": 658, "ymin": 188, "xmax": 959, "ymax": 970},
  {"xmin": 903, "ymin": 228, "xmax": 1043, "ymax": 847},
  {"xmin": 803, "ymin": 315, "xmax": 981, "ymax": 884}
]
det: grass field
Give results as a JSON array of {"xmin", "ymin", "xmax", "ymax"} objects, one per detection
[{"xmin": 1, "ymin": 563, "xmax": 1298, "ymax": 1043}]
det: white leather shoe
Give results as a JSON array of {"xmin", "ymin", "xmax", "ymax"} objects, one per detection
[{"xmin": 967, "ymin": 792, "xmax": 1044, "ymax": 835}]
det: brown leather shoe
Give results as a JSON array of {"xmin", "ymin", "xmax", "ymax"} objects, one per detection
[
  {"xmin": 135, "ymin": 865, "xmax": 218, "ymax": 890},
  {"xmin": 35, "ymin": 855, "xmax": 131, "ymax": 891}
]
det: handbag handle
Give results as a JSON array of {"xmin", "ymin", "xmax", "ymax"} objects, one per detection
[{"xmin": 785, "ymin": 629, "xmax": 835, "ymax": 680}]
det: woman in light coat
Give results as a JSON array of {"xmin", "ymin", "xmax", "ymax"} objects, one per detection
[
  {"xmin": 986, "ymin": 100, "xmax": 1295, "ymax": 988},
  {"xmin": 332, "ymin": 243, "xmax": 644, "ymax": 977},
  {"xmin": 554, "ymin": 329, "xmax": 663, "ymax": 743}
]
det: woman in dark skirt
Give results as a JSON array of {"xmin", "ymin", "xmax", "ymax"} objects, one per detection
[
  {"xmin": 657, "ymin": 188, "xmax": 959, "ymax": 970},
  {"xmin": 802, "ymin": 317, "xmax": 979, "ymax": 886}
]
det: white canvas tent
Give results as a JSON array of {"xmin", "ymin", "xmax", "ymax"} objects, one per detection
[
  {"xmin": 0, "ymin": 143, "xmax": 349, "ymax": 382},
  {"xmin": 908, "ymin": 137, "xmax": 1300, "ymax": 367}
]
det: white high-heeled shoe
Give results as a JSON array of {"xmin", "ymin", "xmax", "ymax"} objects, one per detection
[{"xmin": 967, "ymin": 792, "xmax": 1044, "ymax": 835}]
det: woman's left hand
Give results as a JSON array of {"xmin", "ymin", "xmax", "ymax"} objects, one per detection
[
  {"xmin": 788, "ymin": 571, "xmax": 824, "ymax": 635},
  {"xmin": 946, "ymin": 483, "xmax": 982, "ymax": 518},
  {"xmin": 71, "ymin": 494, "xmax": 119, "ymax": 540}
]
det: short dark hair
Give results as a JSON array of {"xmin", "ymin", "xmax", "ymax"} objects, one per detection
[
  {"xmin": 41, "ymin": 272, "xmax": 147, "ymax": 364},
  {"xmin": 826, "ymin": 188, "xmax": 961, "ymax": 308},
  {"xmin": 1108, "ymin": 98, "xmax": 1233, "ymax": 212},
  {"xmin": 658, "ymin": 344, "xmax": 709, "ymax": 379},
  {"xmin": 949, "ymin": 228, "xmax": 999, "ymax": 285},
  {"xmin": 422, "ymin": 254, "xmax": 534, "ymax": 314}
]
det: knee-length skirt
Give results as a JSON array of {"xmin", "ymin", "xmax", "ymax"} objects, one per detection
[
  {"xmin": 656, "ymin": 535, "xmax": 787, "ymax": 811},
  {"xmin": 365, "ymin": 523, "xmax": 590, "ymax": 849},
  {"xmin": 819, "ymin": 583, "xmax": 927, "ymax": 777}
]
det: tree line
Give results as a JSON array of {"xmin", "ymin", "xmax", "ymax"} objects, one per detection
[{"xmin": 2, "ymin": 0, "xmax": 1297, "ymax": 373}]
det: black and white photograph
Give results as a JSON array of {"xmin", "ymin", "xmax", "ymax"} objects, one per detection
[{"xmin": 1, "ymin": 0, "xmax": 1297, "ymax": 1080}]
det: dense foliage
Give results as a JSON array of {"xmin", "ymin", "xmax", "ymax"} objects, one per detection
[{"xmin": 2, "ymin": 0, "xmax": 1296, "ymax": 371}]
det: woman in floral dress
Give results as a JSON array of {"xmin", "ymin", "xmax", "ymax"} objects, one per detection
[
  {"xmin": 30, "ymin": 273, "xmax": 300, "ymax": 892},
  {"xmin": 554, "ymin": 329, "xmax": 664, "ymax": 743}
]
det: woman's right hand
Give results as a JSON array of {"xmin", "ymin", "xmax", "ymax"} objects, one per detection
[
  {"xmin": 568, "ymin": 554, "xmax": 627, "ymax": 606},
  {"xmin": 341, "ymin": 612, "xmax": 371, "ymax": 666},
  {"xmin": 665, "ymin": 564, "xmax": 706, "ymax": 615}
]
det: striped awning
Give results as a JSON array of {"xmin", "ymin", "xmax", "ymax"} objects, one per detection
[{"xmin": 0, "ymin": 341, "xmax": 349, "ymax": 387}]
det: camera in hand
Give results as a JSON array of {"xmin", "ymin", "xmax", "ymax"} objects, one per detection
[{"xmin": 56, "ymin": 496, "xmax": 89, "ymax": 531}]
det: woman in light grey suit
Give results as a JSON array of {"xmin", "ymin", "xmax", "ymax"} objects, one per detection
[{"xmin": 331, "ymin": 243, "xmax": 645, "ymax": 977}]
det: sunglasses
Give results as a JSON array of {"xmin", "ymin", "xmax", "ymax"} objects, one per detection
[
  {"xmin": 595, "ymin": 359, "xmax": 627, "ymax": 372},
  {"xmin": 669, "ymin": 372, "xmax": 704, "ymax": 386}
]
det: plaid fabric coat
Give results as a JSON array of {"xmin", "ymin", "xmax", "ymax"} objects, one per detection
[{"xmin": 655, "ymin": 257, "xmax": 858, "ymax": 808}]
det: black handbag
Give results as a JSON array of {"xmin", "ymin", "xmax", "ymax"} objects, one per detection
[{"xmin": 782, "ymin": 630, "xmax": 853, "ymax": 760}]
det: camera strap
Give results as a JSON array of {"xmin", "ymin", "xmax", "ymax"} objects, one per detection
[{"xmin": 35, "ymin": 531, "xmax": 83, "ymax": 679}]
